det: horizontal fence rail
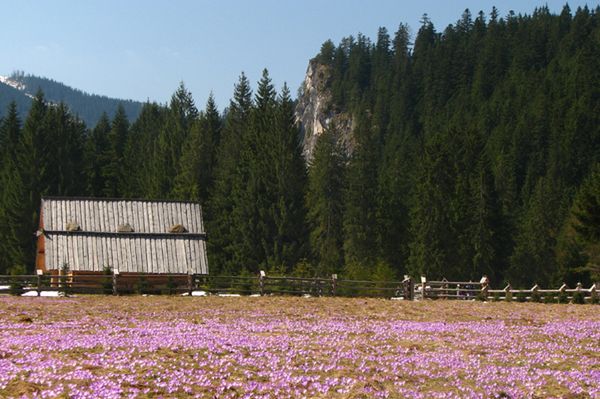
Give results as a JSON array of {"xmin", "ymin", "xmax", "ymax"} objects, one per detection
[{"xmin": 0, "ymin": 272, "xmax": 597, "ymax": 303}]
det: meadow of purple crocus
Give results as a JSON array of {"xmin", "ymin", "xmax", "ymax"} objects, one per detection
[{"xmin": 0, "ymin": 297, "xmax": 598, "ymax": 399}]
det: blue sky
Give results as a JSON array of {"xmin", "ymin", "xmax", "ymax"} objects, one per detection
[{"xmin": 1, "ymin": 0, "xmax": 597, "ymax": 110}]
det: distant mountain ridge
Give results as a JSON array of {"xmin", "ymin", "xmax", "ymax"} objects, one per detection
[{"xmin": 0, "ymin": 71, "xmax": 144, "ymax": 126}]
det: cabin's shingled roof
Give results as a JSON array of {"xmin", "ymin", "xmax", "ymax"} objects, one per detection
[{"xmin": 40, "ymin": 197, "xmax": 208, "ymax": 274}]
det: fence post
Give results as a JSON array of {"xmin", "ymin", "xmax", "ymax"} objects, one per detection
[
  {"xmin": 558, "ymin": 283, "xmax": 569, "ymax": 303},
  {"xmin": 530, "ymin": 284, "xmax": 539, "ymax": 302},
  {"xmin": 420, "ymin": 276, "xmax": 427, "ymax": 299},
  {"xmin": 112, "ymin": 269, "xmax": 119, "ymax": 296},
  {"xmin": 36, "ymin": 269, "xmax": 43, "ymax": 296},
  {"xmin": 504, "ymin": 283, "xmax": 512, "ymax": 302},
  {"xmin": 479, "ymin": 275, "xmax": 489, "ymax": 301},
  {"xmin": 259, "ymin": 270, "xmax": 266, "ymax": 296},
  {"xmin": 331, "ymin": 274, "xmax": 337, "ymax": 296},
  {"xmin": 590, "ymin": 284, "xmax": 597, "ymax": 303},
  {"xmin": 402, "ymin": 275, "xmax": 413, "ymax": 300},
  {"xmin": 441, "ymin": 277, "xmax": 449, "ymax": 298}
]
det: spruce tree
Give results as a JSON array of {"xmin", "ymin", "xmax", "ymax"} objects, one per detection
[
  {"xmin": 101, "ymin": 105, "xmax": 129, "ymax": 197},
  {"xmin": 172, "ymin": 93, "xmax": 221, "ymax": 202},
  {"xmin": 570, "ymin": 163, "xmax": 600, "ymax": 282},
  {"xmin": 269, "ymin": 84, "xmax": 308, "ymax": 269},
  {"xmin": 208, "ymin": 73, "xmax": 252, "ymax": 274},
  {"xmin": 84, "ymin": 113, "xmax": 111, "ymax": 197},
  {"xmin": 157, "ymin": 83, "xmax": 198, "ymax": 198},
  {"xmin": 0, "ymin": 102, "xmax": 20, "ymax": 156},
  {"xmin": 0, "ymin": 155, "xmax": 28, "ymax": 273},
  {"xmin": 229, "ymin": 69, "xmax": 278, "ymax": 273},
  {"xmin": 343, "ymin": 112, "xmax": 380, "ymax": 270},
  {"xmin": 407, "ymin": 134, "xmax": 455, "ymax": 280},
  {"xmin": 123, "ymin": 102, "xmax": 166, "ymax": 198},
  {"xmin": 15, "ymin": 90, "xmax": 50, "ymax": 271},
  {"xmin": 46, "ymin": 103, "xmax": 85, "ymax": 196},
  {"xmin": 306, "ymin": 126, "xmax": 346, "ymax": 276},
  {"xmin": 0, "ymin": 103, "xmax": 24, "ymax": 273}
]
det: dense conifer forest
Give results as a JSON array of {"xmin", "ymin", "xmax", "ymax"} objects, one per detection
[{"xmin": 0, "ymin": 5, "xmax": 598, "ymax": 287}]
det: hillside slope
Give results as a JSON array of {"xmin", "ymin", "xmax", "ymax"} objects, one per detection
[{"xmin": 0, "ymin": 72, "xmax": 143, "ymax": 125}]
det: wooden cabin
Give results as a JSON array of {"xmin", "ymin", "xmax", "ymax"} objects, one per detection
[{"xmin": 36, "ymin": 197, "xmax": 209, "ymax": 279}]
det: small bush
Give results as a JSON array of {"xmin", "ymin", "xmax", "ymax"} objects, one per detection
[
  {"xmin": 266, "ymin": 264, "xmax": 290, "ymax": 295},
  {"xmin": 590, "ymin": 291, "xmax": 599, "ymax": 305},
  {"xmin": 371, "ymin": 261, "xmax": 397, "ymax": 297},
  {"xmin": 291, "ymin": 260, "xmax": 316, "ymax": 279},
  {"xmin": 136, "ymin": 276, "xmax": 149, "ymax": 295},
  {"xmin": 531, "ymin": 290, "xmax": 542, "ymax": 303},
  {"xmin": 477, "ymin": 291, "xmax": 488, "ymax": 301},
  {"xmin": 572, "ymin": 291, "xmax": 585, "ymax": 304},
  {"xmin": 543, "ymin": 293, "xmax": 556, "ymax": 304},
  {"xmin": 164, "ymin": 276, "xmax": 177, "ymax": 295},
  {"xmin": 492, "ymin": 292, "xmax": 501, "ymax": 302},
  {"xmin": 237, "ymin": 267, "xmax": 259, "ymax": 294},
  {"xmin": 557, "ymin": 290, "xmax": 569, "ymax": 304},
  {"xmin": 59, "ymin": 263, "xmax": 72, "ymax": 296},
  {"xmin": 8, "ymin": 265, "xmax": 26, "ymax": 296},
  {"xmin": 340, "ymin": 262, "xmax": 373, "ymax": 297}
]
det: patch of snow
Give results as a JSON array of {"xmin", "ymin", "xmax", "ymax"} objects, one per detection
[
  {"xmin": 0, "ymin": 75, "xmax": 26, "ymax": 91},
  {"xmin": 191, "ymin": 291, "xmax": 207, "ymax": 297},
  {"xmin": 391, "ymin": 297, "xmax": 405, "ymax": 301},
  {"xmin": 249, "ymin": 294, "xmax": 261, "ymax": 297},
  {"xmin": 0, "ymin": 285, "xmax": 9, "ymax": 290},
  {"xmin": 21, "ymin": 290, "xmax": 64, "ymax": 297},
  {"xmin": 218, "ymin": 293, "xmax": 240, "ymax": 297}
]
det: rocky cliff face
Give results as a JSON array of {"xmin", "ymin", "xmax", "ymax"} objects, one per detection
[{"xmin": 295, "ymin": 60, "xmax": 353, "ymax": 162}]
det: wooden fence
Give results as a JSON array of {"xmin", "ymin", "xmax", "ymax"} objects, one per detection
[
  {"xmin": 416, "ymin": 277, "xmax": 598, "ymax": 303},
  {"xmin": 0, "ymin": 272, "xmax": 597, "ymax": 303},
  {"xmin": 0, "ymin": 272, "xmax": 413, "ymax": 298}
]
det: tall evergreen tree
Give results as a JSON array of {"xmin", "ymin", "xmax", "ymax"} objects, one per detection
[
  {"xmin": 229, "ymin": 69, "xmax": 278, "ymax": 273},
  {"xmin": 46, "ymin": 103, "xmax": 85, "ymax": 196},
  {"xmin": 0, "ymin": 103, "xmax": 24, "ymax": 273},
  {"xmin": 15, "ymin": 90, "xmax": 50, "ymax": 270},
  {"xmin": 172, "ymin": 94, "xmax": 221, "ymax": 202},
  {"xmin": 156, "ymin": 83, "xmax": 198, "ymax": 198},
  {"xmin": 343, "ymin": 112, "xmax": 380, "ymax": 270},
  {"xmin": 306, "ymin": 126, "xmax": 346, "ymax": 276},
  {"xmin": 0, "ymin": 102, "xmax": 20, "ymax": 156},
  {"xmin": 102, "ymin": 105, "xmax": 129, "ymax": 197},
  {"xmin": 123, "ymin": 102, "xmax": 167, "ymax": 198},
  {"xmin": 208, "ymin": 73, "xmax": 252, "ymax": 274},
  {"xmin": 84, "ymin": 113, "xmax": 111, "ymax": 197},
  {"xmin": 570, "ymin": 163, "xmax": 600, "ymax": 282},
  {"xmin": 268, "ymin": 84, "xmax": 308, "ymax": 268}
]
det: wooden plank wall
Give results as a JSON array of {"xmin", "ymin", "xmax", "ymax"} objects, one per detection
[{"xmin": 45, "ymin": 233, "xmax": 207, "ymax": 274}]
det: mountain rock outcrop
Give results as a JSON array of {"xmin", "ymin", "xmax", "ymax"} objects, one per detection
[{"xmin": 295, "ymin": 60, "xmax": 353, "ymax": 162}]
